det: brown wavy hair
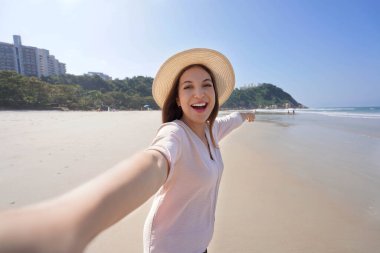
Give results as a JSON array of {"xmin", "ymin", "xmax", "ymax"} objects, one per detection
[{"xmin": 162, "ymin": 64, "xmax": 219, "ymax": 148}]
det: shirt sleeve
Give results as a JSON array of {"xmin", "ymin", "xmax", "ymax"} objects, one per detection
[
  {"xmin": 146, "ymin": 123, "xmax": 182, "ymax": 183},
  {"xmin": 214, "ymin": 112, "xmax": 245, "ymax": 142}
]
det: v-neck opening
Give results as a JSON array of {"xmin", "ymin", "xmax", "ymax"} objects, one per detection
[
  {"xmin": 205, "ymin": 136, "xmax": 214, "ymax": 161},
  {"xmin": 175, "ymin": 120, "xmax": 215, "ymax": 162}
]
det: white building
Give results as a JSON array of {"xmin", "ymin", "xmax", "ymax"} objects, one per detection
[{"xmin": 0, "ymin": 35, "xmax": 66, "ymax": 77}]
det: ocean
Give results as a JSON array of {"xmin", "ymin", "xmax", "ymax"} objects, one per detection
[
  {"xmin": 298, "ymin": 106, "xmax": 380, "ymax": 119},
  {"xmin": 255, "ymin": 106, "xmax": 380, "ymax": 138}
]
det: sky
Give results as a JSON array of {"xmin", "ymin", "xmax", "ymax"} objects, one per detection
[{"xmin": 1, "ymin": 0, "xmax": 379, "ymax": 107}]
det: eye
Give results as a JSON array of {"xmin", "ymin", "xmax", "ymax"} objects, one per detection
[
  {"xmin": 203, "ymin": 83, "xmax": 213, "ymax": 87},
  {"xmin": 183, "ymin": 85, "xmax": 192, "ymax": 90}
]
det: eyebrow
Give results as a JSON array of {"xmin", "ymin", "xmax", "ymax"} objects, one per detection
[{"xmin": 181, "ymin": 78, "xmax": 213, "ymax": 84}]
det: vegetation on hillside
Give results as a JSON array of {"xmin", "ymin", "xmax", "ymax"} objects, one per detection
[
  {"xmin": 0, "ymin": 71, "xmax": 156, "ymax": 110},
  {"xmin": 223, "ymin": 83, "xmax": 302, "ymax": 109},
  {"xmin": 0, "ymin": 71, "xmax": 303, "ymax": 110}
]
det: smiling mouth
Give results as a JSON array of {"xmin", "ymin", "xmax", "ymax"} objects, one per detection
[{"xmin": 191, "ymin": 102, "xmax": 208, "ymax": 111}]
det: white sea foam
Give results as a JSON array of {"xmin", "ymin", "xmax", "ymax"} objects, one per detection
[{"xmin": 296, "ymin": 108, "xmax": 380, "ymax": 119}]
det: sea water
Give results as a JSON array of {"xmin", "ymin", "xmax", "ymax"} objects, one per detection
[
  {"xmin": 256, "ymin": 107, "xmax": 380, "ymax": 137},
  {"xmin": 299, "ymin": 106, "xmax": 380, "ymax": 119}
]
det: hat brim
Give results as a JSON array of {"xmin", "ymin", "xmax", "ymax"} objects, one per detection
[{"xmin": 152, "ymin": 48, "xmax": 235, "ymax": 109}]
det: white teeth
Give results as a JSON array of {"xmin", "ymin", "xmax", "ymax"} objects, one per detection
[{"xmin": 192, "ymin": 103, "xmax": 206, "ymax": 107}]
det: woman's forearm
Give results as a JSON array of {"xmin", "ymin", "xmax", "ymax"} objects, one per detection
[
  {"xmin": 0, "ymin": 150, "xmax": 168, "ymax": 253},
  {"xmin": 68, "ymin": 150, "xmax": 168, "ymax": 246}
]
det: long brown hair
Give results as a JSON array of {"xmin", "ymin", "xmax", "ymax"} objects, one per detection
[{"xmin": 162, "ymin": 64, "xmax": 219, "ymax": 148}]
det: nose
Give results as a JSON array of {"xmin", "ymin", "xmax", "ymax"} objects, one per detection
[{"xmin": 193, "ymin": 86, "xmax": 205, "ymax": 99}]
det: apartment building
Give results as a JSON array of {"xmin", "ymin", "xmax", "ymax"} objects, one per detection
[
  {"xmin": 0, "ymin": 35, "xmax": 66, "ymax": 77},
  {"xmin": 0, "ymin": 42, "xmax": 16, "ymax": 71}
]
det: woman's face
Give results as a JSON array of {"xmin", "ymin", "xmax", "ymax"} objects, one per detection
[{"xmin": 176, "ymin": 66, "xmax": 216, "ymax": 126}]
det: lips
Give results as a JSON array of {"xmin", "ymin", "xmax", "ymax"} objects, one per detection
[{"xmin": 191, "ymin": 102, "xmax": 208, "ymax": 112}]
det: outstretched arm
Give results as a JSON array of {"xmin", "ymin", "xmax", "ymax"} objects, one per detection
[
  {"xmin": 0, "ymin": 150, "xmax": 168, "ymax": 253},
  {"xmin": 215, "ymin": 111, "xmax": 255, "ymax": 142}
]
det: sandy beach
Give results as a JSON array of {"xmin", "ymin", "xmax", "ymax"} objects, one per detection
[{"xmin": 0, "ymin": 110, "xmax": 379, "ymax": 252}]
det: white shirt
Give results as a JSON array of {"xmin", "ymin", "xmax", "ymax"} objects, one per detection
[{"xmin": 144, "ymin": 112, "xmax": 244, "ymax": 253}]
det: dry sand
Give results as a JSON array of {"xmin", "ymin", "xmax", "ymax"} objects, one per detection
[{"xmin": 0, "ymin": 111, "xmax": 379, "ymax": 252}]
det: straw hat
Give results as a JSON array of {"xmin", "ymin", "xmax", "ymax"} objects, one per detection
[{"xmin": 152, "ymin": 48, "xmax": 235, "ymax": 108}]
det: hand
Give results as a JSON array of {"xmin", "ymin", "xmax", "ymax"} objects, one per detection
[{"xmin": 240, "ymin": 111, "xmax": 255, "ymax": 122}]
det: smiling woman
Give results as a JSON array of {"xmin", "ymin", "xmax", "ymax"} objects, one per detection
[
  {"xmin": 0, "ymin": 48, "xmax": 255, "ymax": 253},
  {"xmin": 145, "ymin": 48, "xmax": 254, "ymax": 253},
  {"xmin": 177, "ymin": 65, "xmax": 216, "ymax": 122},
  {"xmin": 164, "ymin": 64, "xmax": 218, "ymax": 147}
]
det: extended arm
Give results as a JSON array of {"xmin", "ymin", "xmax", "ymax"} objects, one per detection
[{"xmin": 0, "ymin": 150, "xmax": 168, "ymax": 253}]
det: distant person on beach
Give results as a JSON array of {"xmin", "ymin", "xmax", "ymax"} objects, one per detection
[{"xmin": 0, "ymin": 48, "xmax": 255, "ymax": 253}]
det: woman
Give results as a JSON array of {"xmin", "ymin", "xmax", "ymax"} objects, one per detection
[{"xmin": 0, "ymin": 48, "xmax": 254, "ymax": 253}]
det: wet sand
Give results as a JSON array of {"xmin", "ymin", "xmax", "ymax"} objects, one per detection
[{"xmin": 0, "ymin": 111, "xmax": 379, "ymax": 252}]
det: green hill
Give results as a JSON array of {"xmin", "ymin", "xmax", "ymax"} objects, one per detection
[
  {"xmin": 0, "ymin": 71, "xmax": 156, "ymax": 110},
  {"xmin": 0, "ymin": 71, "xmax": 304, "ymax": 110},
  {"xmin": 222, "ymin": 83, "xmax": 303, "ymax": 109}
]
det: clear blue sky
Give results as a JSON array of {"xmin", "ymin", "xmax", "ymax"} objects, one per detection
[{"xmin": 1, "ymin": 0, "xmax": 379, "ymax": 107}]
